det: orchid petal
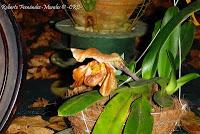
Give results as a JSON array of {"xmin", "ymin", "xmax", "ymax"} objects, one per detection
[{"xmin": 72, "ymin": 64, "xmax": 89, "ymax": 86}]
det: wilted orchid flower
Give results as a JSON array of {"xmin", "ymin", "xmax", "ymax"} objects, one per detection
[
  {"xmin": 70, "ymin": 48, "xmax": 139, "ymax": 96},
  {"xmin": 72, "ymin": 60, "xmax": 117, "ymax": 96}
]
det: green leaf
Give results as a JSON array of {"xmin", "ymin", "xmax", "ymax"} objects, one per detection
[
  {"xmin": 81, "ymin": 0, "xmax": 96, "ymax": 11},
  {"xmin": 92, "ymin": 92, "xmax": 133, "ymax": 134},
  {"xmin": 128, "ymin": 77, "xmax": 162, "ymax": 88},
  {"xmin": 152, "ymin": 20, "xmax": 161, "ymax": 38},
  {"xmin": 142, "ymin": 1, "xmax": 200, "ymax": 79},
  {"xmin": 156, "ymin": 77, "xmax": 169, "ymax": 89},
  {"xmin": 158, "ymin": 7, "xmax": 180, "ymax": 78},
  {"xmin": 175, "ymin": 22, "xmax": 195, "ymax": 67},
  {"xmin": 153, "ymin": 90, "xmax": 173, "ymax": 108},
  {"xmin": 51, "ymin": 53, "xmax": 77, "ymax": 68},
  {"xmin": 51, "ymin": 80, "xmax": 71, "ymax": 98},
  {"xmin": 165, "ymin": 51, "xmax": 177, "ymax": 95},
  {"xmin": 116, "ymin": 78, "xmax": 163, "ymax": 96},
  {"xmin": 58, "ymin": 90, "xmax": 102, "ymax": 116},
  {"xmin": 127, "ymin": 59, "xmax": 136, "ymax": 73},
  {"xmin": 175, "ymin": 73, "xmax": 200, "ymax": 92},
  {"xmin": 161, "ymin": 7, "xmax": 179, "ymax": 27},
  {"xmin": 124, "ymin": 97, "xmax": 153, "ymax": 134}
]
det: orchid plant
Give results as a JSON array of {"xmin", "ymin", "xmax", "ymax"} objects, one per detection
[{"xmin": 54, "ymin": 1, "xmax": 200, "ymax": 134}]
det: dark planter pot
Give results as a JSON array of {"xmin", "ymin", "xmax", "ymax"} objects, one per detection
[
  {"xmin": 56, "ymin": 19, "xmax": 147, "ymax": 61},
  {"xmin": 0, "ymin": 1, "xmax": 25, "ymax": 132}
]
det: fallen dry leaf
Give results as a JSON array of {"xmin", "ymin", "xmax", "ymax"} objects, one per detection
[
  {"xmin": 181, "ymin": 111, "xmax": 200, "ymax": 134},
  {"xmin": 47, "ymin": 124, "xmax": 67, "ymax": 131},
  {"xmin": 47, "ymin": 116, "xmax": 67, "ymax": 131},
  {"xmin": 6, "ymin": 116, "xmax": 53, "ymax": 134},
  {"xmin": 29, "ymin": 97, "xmax": 49, "ymax": 108}
]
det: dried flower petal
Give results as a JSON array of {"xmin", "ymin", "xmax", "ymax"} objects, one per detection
[
  {"xmin": 84, "ymin": 61, "xmax": 107, "ymax": 87},
  {"xmin": 72, "ymin": 64, "xmax": 89, "ymax": 86},
  {"xmin": 71, "ymin": 48, "xmax": 124, "ymax": 69},
  {"xmin": 99, "ymin": 64, "xmax": 117, "ymax": 96}
]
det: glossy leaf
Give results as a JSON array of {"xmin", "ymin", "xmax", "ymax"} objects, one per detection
[
  {"xmin": 81, "ymin": 0, "xmax": 96, "ymax": 11},
  {"xmin": 158, "ymin": 7, "xmax": 180, "ymax": 78},
  {"xmin": 124, "ymin": 97, "xmax": 153, "ymax": 134},
  {"xmin": 58, "ymin": 90, "xmax": 102, "ymax": 116},
  {"xmin": 175, "ymin": 73, "xmax": 200, "ymax": 92},
  {"xmin": 175, "ymin": 22, "xmax": 195, "ymax": 67},
  {"xmin": 165, "ymin": 51, "xmax": 177, "ymax": 95},
  {"xmin": 153, "ymin": 90, "xmax": 173, "ymax": 108},
  {"xmin": 92, "ymin": 92, "xmax": 133, "ymax": 134},
  {"xmin": 142, "ymin": 1, "xmax": 200, "ymax": 79},
  {"xmin": 152, "ymin": 20, "xmax": 161, "ymax": 38},
  {"xmin": 116, "ymin": 78, "xmax": 162, "ymax": 95}
]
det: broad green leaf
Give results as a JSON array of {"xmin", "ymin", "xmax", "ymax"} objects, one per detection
[
  {"xmin": 58, "ymin": 90, "xmax": 102, "ymax": 116},
  {"xmin": 175, "ymin": 22, "xmax": 195, "ymax": 67},
  {"xmin": 174, "ymin": 73, "xmax": 200, "ymax": 92},
  {"xmin": 158, "ymin": 7, "xmax": 180, "ymax": 78},
  {"xmin": 165, "ymin": 51, "xmax": 177, "ymax": 95},
  {"xmin": 116, "ymin": 78, "xmax": 163, "ymax": 95},
  {"xmin": 92, "ymin": 92, "xmax": 133, "ymax": 134},
  {"xmin": 81, "ymin": 0, "xmax": 96, "ymax": 11},
  {"xmin": 156, "ymin": 77, "xmax": 169, "ymax": 89},
  {"xmin": 152, "ymin": 20, "xmax": 161, "ymax": 38},
  {"xmin": 124, "ymin": 97, "xmax": 153, "ymax": 134},
  {"xmin": 128, "ymin": 77, "xmax": 162, "ymax": 88},
  {"xmin": 142, "ymin": 1, "xmax": 200, "ymax": 79},
  {"xmin": 161, "ymin": 7, "xmax": 179, "ymax": 27},
  {"xmin": 153, "ymin": 90, "xmax": 173, "ymax": 108}
]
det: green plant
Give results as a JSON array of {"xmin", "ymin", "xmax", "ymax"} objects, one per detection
[{"xmin": 56, "ymin": 1, "xmax": 200, "ymax": 134}]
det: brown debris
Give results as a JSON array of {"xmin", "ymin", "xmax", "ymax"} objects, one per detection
[
  {"xmin": 47, "ymin": 116, "xmax": 68, "ymax": 131},
  {"xmin": 29, "ymin": 26, "xmax": 61, "ymax": 49},
  {"xmin": 27, "ymin": 51, "xmax": 60, "ymax": 80},
  {"xmin": 29, "ymin": 97, "xmax": 49, "ymax": 108}
]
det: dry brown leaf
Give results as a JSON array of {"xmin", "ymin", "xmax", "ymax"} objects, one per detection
[
  {"xmin": 28, "ymin": 55, "xmax": 50, "ymax": 67},
  {"xmin": 30, "ymin": 97, "xmax": 49, "ymax": 108},
  {"xmin": 6, "ymin": 116, "xmax": 53, "ymax": 134},
  {"xmin": 27, "ymin": 67, "xmax": 59, "ymax": 80},
  {"xmin": 47, "ymin": 116, "xmax": 67, "ymax": 131},
  {"xmin": 47, "ymin": 123, "xmax": 67, "ymax": 131},
  {"xmin": 181, "ymin": 111, "xmax": 200, "ymax": 134},
  {"xmin": 48, "ymin": 116, "xmax": 64, "ymax": 123},
  {"xmin": 11, "ymin": 116, "xmax": 49, "ymax": 127}
]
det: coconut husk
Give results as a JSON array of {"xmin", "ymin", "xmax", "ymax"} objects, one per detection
[
  {"xmin": 68, "ymin": 98, "xmax": 187, "ymax": 134},
  {"xmin": 152, "ymin": 98, "xmax": 187, "ymax": 134}
]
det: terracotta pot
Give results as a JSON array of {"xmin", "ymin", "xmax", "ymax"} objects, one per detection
[{"xmin": 68, "ymin": 0, "xmax": 143, "ymax": 33}]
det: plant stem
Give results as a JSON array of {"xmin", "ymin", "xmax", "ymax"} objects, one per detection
[{"xmin": 121, "ymin": 66, "xmax": 140, "ymax": 81}]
